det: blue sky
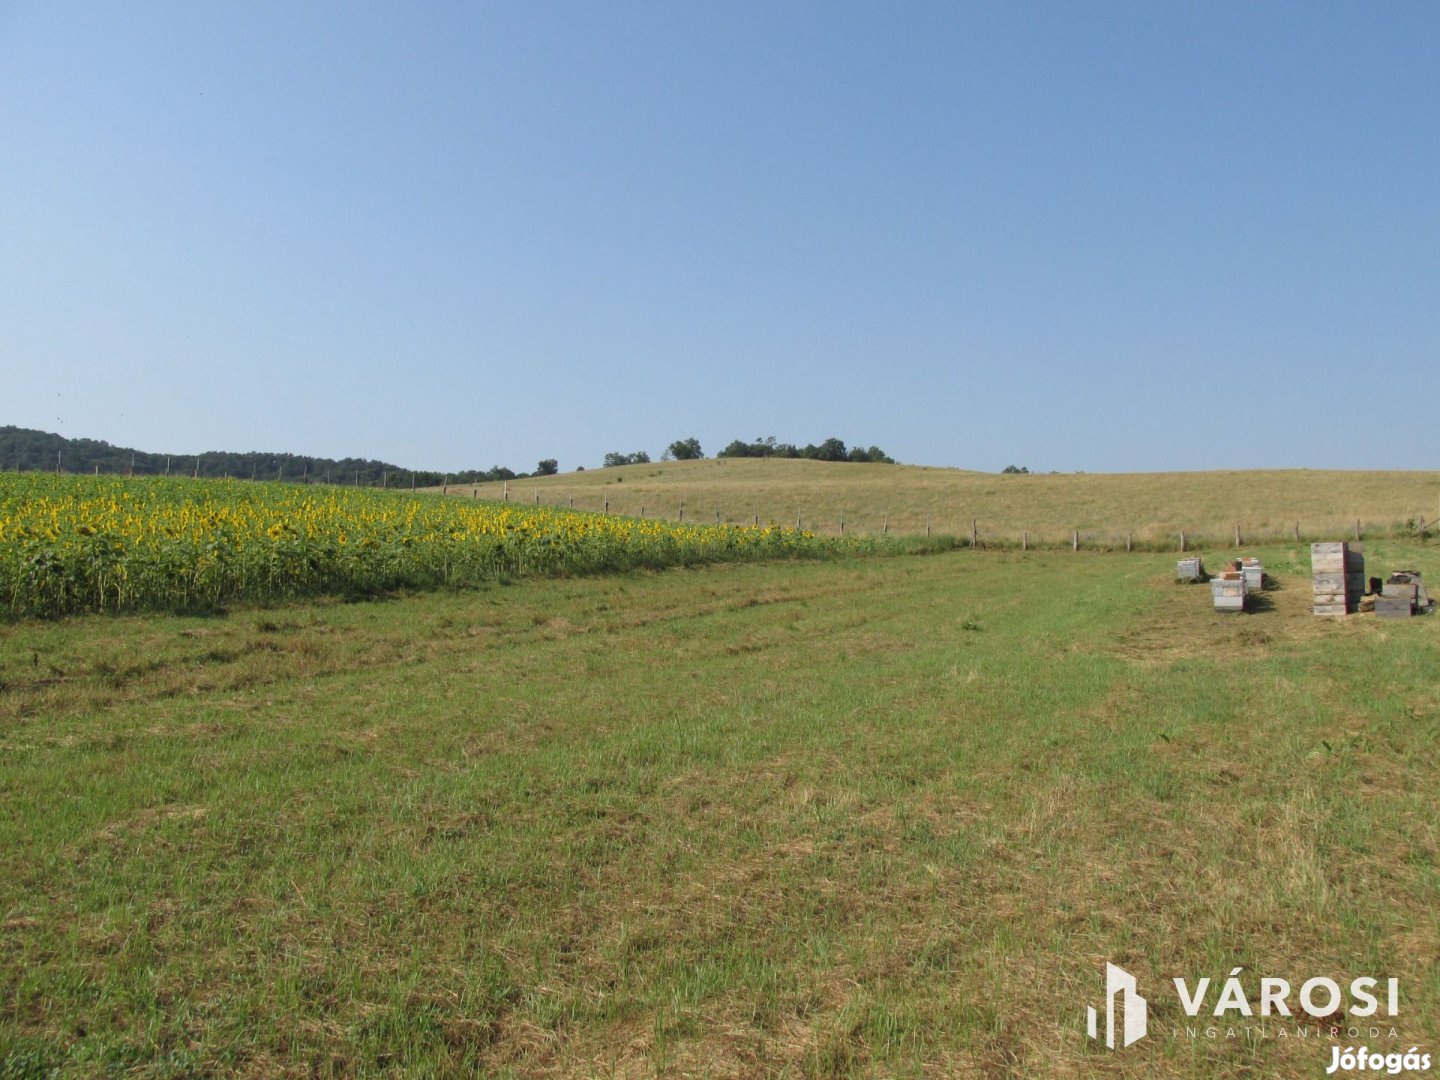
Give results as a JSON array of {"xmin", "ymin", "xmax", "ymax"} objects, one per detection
[{"xmin": 2, "ymin": 2, "xmax": 1436, "ymax": 473}]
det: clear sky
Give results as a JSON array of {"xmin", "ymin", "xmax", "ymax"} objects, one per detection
[{"xmin": 3, "ymin": 2, "xmax": 1437, "ymax": 474}]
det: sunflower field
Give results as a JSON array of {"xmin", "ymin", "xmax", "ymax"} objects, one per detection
[{"xmin": 0, "ymin": 474, "xmax": 875, "ymax": 618}]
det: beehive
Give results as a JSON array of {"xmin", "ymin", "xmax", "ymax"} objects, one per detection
[
  {"xmin": 1211, "ymin": 573, "xmax": 1246, "ymax": 612},
  {"xmin": 1376, "ymin": 594, "xmax": 1415, "ymax": 619},
  {"xmin": 1377, "ymin": 571, "xmax": 1427, "ymax": 618},
  {"xmin": 1312, "ymin": 542, "xmax": 1362, "ymax": 615},
  {"xmin": 1176, "ymin": 557, "xmax": 1205, "ymax": 582},
  {"xmin": 1240, "ymin": 557, "xmax": 1264, "ymax": 592}
]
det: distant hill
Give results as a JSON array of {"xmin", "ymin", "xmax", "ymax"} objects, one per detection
[
  {"xmin": 0, "ymin": 426, "xmax": 528, "ymax": 487},
  {"xmin": 432, "ymin": 456, "xmax": 1440, "ymax": 546}
]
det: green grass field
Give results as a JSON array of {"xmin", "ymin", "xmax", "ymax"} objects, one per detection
[
  {"xmin": 437, "ymin": 459, "xmax": 1440, "ymax": 548},
  {"xmin": 3, "ymin": 540, "xmax": 1437, "ymax": 1077}
]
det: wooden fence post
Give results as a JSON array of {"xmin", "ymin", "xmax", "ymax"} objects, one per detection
[
  {"xmin": 1234, "ymin": 523, "xmax": 1241, "ymax": 547},
  {"xmin": 839, "ymin": 515, "xmax": 845, "ymax": 536},
  {"xmin": 1022, "ymin": 530, "xmax": 1028, "ymax": 551},
  {"xmin": 925, "ymin": 514, "xmax": 931, "ymax": 538},
  {"xmin": 882, "ymin": 513, "xmax": 888, "ymax": 535},
  {"xmin": 1294, "ymin": 522, "xmax": 1300, "ymax": 542},
  {"xmin": 971, "ymin": 518, "xmax": 978, "ymax": 548},
  {"xmin": 1180, "ymin": 530, "xmax": 1187, "ymax": 553},
  {"xmin": 1354, "ymin": 519, "xmax": 1361, "ymax": 541},
  {"xmin": 603, "ymin": 499, "xmax": 609, "ymax": 515},
  {"xmin": 679, "ymin": 501, "xmax": 685, "ymax": 522},
  {"xmin": 1073, "ymin": 530, "xmax": 1079, "ymax": 551},
  {"xmin": 1126, "ymin": 531, "xmax": 1133, "ymax": 552}
]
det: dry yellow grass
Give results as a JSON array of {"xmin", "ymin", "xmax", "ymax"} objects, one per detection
[{"xmin": 430, "ymin": 459, "xmax": 1440, "ymax": 546}]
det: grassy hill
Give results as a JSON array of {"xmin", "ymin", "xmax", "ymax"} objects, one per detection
[{"xmin": 431, "ymin": 458, "xmax": 1440, "ymax": 547}]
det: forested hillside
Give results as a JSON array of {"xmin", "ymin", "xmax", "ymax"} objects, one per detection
[{"xmin": 0, "ymin": 426, "xmax": 530, "ymax": 486}]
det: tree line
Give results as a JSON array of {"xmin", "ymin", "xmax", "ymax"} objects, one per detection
[
  {"xmin": 717, "ymin": 436, "xmax": 894, "ymax": 463},
  {"xmin": 2, "ymin": 426, "xmax": 900, "ymax": 486},
  {"xmin": 0, "ymin": 427, "xmax": 557, "ymax": 487},
  {"xmin": 600, "ymin": 436, "xmax": 895, "ymax": 467},
  {"xmin": 601, "ymin": 438, "xmax": 702, "ymax": 467}
]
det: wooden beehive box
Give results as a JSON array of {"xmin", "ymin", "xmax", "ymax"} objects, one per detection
[
  {"xmin": 1177, "ymin": 556, "xmax": 1205, "ymax": 582},
  {"xmin": 1240, "ymin": 557, "xmax": 1264, "ymax": 592},
  {"xmin": 1382, "ymin": 579, "xmax": 1417, "ymax": 601},
  {"xmin": 1312, "ymin": 542, "xmax": 1347, "ymax": 614},
  {"xmin": 1382, "ymin": 570, "xmax": 1425, "ymax": 600},
  {"xmin": 1379, "ymin": 571, "xmax": 1427, "ymax": 618},
  {"xmin": 1376, "ymin": 594, "xmax": 1415, "ymax": 618},
  {"xmin": 1211, "ymin": 573, "xmax": 1247, "ymax": 612},
  {"xmin": 1312, "ymin": 542, "xmax": 1362, "ymax": 615}
]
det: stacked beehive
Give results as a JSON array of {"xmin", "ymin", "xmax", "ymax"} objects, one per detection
[
  {"xmin": 1311, "ymin": 542, "xmax": 1363, "ymax": 615},
  {"xmin": 1376, "ymin": 571, "xmax": 1427, "ymax": 619}
]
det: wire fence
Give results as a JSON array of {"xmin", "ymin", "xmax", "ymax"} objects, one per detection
[
  {"xmin": 11, "ymin": 464, "xmax": 1435, "ymax": 551},
  {"xmin": 448, "ymin": 484, "xmax": 1435, "ymax": 552}
]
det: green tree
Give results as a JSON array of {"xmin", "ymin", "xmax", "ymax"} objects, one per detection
[
  {"xmin": 603, "ymin": 451, "xmax": 650, "ymax": 468},
  {"xmin": 535, "ymin": 459, "xmax": 559, "ymax": 476},
  {"xmin": 668, "ymin": 438, "xmax": 703, "ymax": 461}
]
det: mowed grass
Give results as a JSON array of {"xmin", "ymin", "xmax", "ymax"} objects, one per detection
[
  {"xmin": 2, "ymin": 543, "xmax": 1438, "ymax": 1077},
  {"xmin": 438, "ymin": 458, "xmax": 1440, "ymax": 546}
]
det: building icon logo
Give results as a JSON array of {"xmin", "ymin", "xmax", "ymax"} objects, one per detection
[{"xmin": 1086, "ymin": 962, "xmax": 1148, "ymax": 1048}]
